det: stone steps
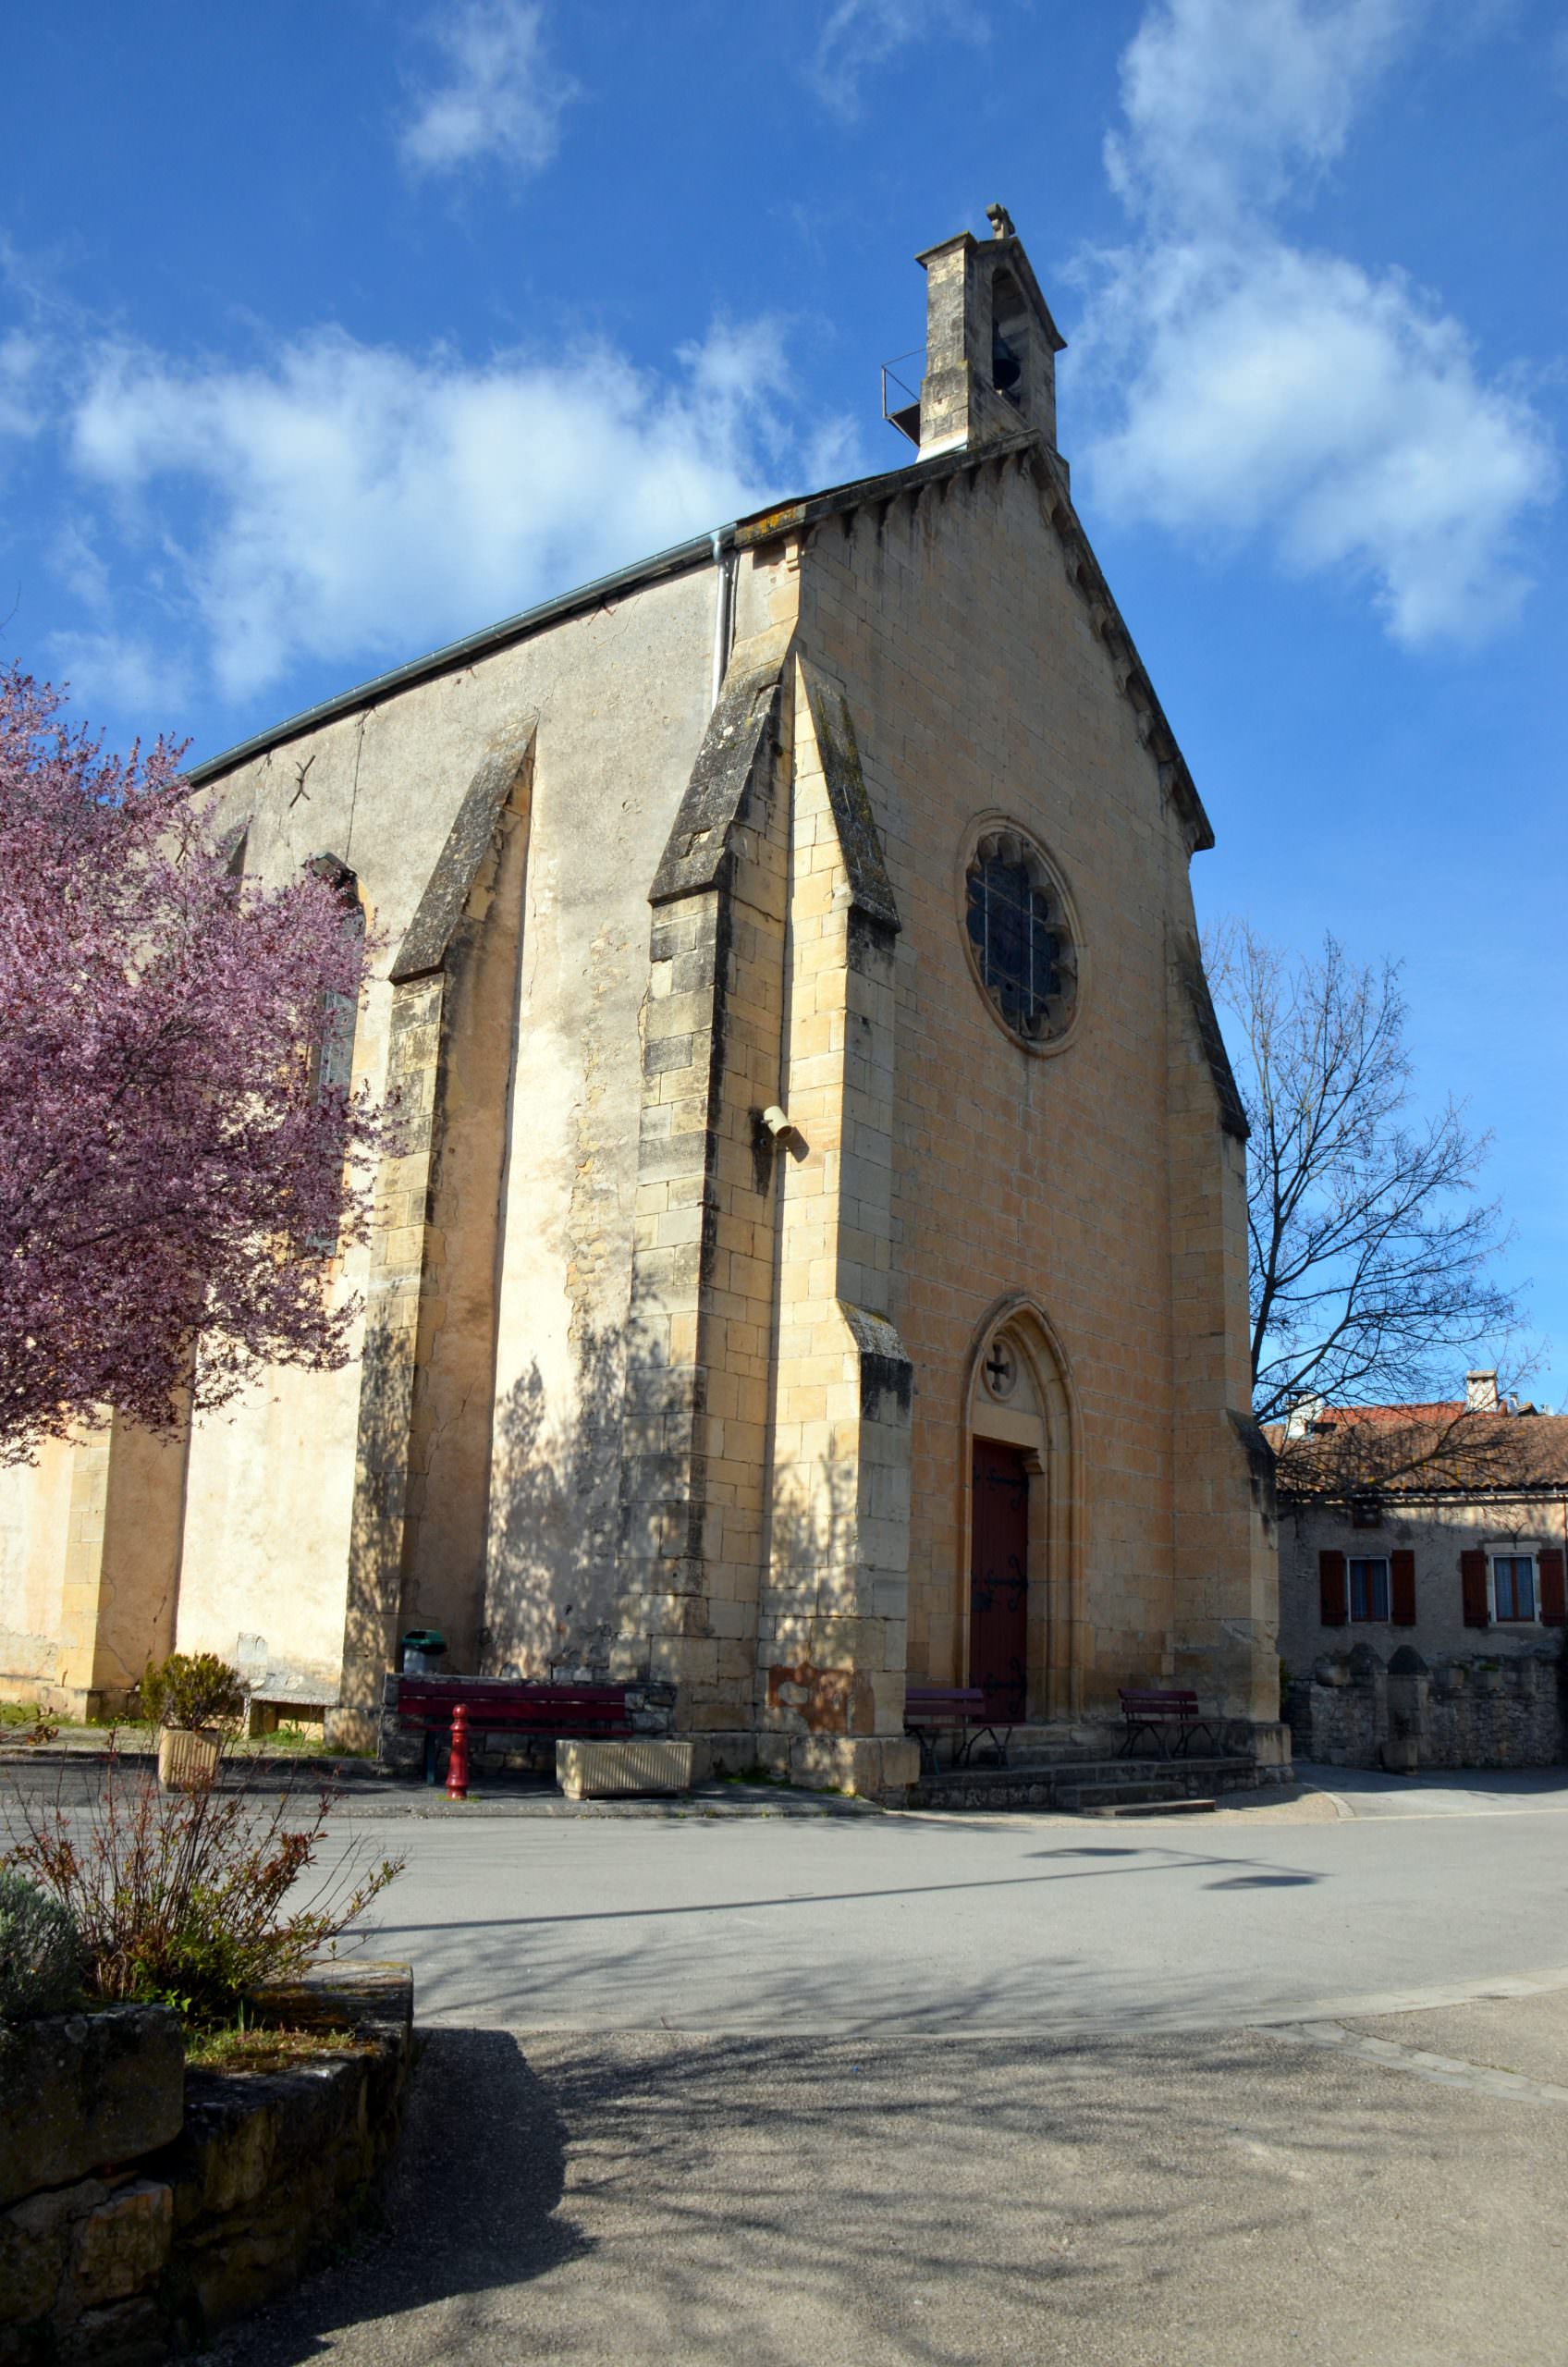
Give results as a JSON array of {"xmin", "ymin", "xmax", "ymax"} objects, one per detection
[
  {"xmin": 909, "ymin": 1754, "xmax": 1254, "ymax": 1813},
  {"xmin": 1065, "ymin": 1788, "xmax": 1218, "ymax": 1816}
]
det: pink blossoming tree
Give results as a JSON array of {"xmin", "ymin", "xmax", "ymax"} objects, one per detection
[{"xmin": 0, "ymin": 668, "xmax": 384, "ymax": 1464}]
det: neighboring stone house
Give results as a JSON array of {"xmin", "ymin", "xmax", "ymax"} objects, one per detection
[
  {"xmin": 0, "ymin": 215, "xmax": 1281, "ymax": 1796},
  {"xmin": 1278, "ymin": 1378, "xmax": 1568, "ymax": 1770}
]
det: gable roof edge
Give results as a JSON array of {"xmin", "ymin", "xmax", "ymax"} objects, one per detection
[{"xmin": 737, "ymin": 435, "xmax": 1214, "ymax": 855}]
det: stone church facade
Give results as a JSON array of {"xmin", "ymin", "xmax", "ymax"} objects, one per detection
[{"xmin": 0, "ymin": 219, "xmax": 1281, "ymax": 1794}]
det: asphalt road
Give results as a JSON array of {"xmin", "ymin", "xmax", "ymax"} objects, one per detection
[
  {"xmin": 345, "ymin": 1772, "xmax": 1568, "ymax": 2035},
  {"xmin": 31, "ymin": 1765, "xmax": 1568, "ymax": 2366}
]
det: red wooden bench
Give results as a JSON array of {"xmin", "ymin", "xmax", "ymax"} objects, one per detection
[
  {"xmin": 389, "ymin": 1674, "xmax": 635, "ymax": 1784},
  {"xmin": 1117, "ymin": 1687, "xmax": 1217, "ymax": 1760},
  {"xmin": 904, "ymin": 1683, "xmax": 1014, "ymax": 1778}
]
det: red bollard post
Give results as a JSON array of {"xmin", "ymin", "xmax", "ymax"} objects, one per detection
[{"xmin": 446, "ymin": 1702, "xmax": 471, "ymax": 1801}]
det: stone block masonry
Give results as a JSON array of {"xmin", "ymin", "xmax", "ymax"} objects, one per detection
[
  {"xmin": 0, "ymin": 1966, "xmax": 412, "ymax": 2361},
  {"xmin": 1287, "ymin": 1644, "xmax": 1564, "ymax": 1769},
  {"xmin": 0, "ymin": 2005, "xmax": 183, "ymax": 2211}
]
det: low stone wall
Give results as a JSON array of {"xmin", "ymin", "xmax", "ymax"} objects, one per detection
[
  {"xmin": 1287, "ymin": 1643, "xmax": 1564, "ymax": 1770},
  {"xmin": 0, "ymin": 1963, "xmax": 411, "ymax": 2363}
]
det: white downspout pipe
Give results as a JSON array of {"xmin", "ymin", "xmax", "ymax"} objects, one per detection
[{"xmin": 709, "ymin": 528, "xmax": 737, "ymax": 712}]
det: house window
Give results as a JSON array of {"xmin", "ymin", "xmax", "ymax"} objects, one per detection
[
  {"xmin": 1493, "ymin": 1555, "xmax": 1537, "ymax": 1622},
  {"xmin": 1348, "ymin": 1557, "xmax": 1390, "ymax": 1623},
  {"xmin": 962, "ymin": 826, "xmax": 1078, "ymax": 1049}
]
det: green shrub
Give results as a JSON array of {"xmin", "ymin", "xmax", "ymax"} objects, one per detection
[
  {"xmin": 0, "ymin": 1869, "xmax": 83, "ymax": 2021},
  {"xmin": 5, "ymin": 1747, "xmax": 401, "ymax": 2026},
  {"xmin": 138, "ymin": 1651, "xmax": 247, "ymax": 1734}
]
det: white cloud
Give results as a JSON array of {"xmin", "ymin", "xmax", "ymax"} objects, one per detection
[
  {"xmin": 48, "ymin": 629, "xmax": 191, "ymax": 717},
  {"xmin": 47, "ymin": 520, "xmax": 111, "ymax": 610},
  {"xmin": 63, "ymin": 320, "xmax": 857, "ymax": 703},
  {"xmin": 1077, "ymin": 0, "xmax": 1558, "ymax": 645},
  {"xmin": 0, "ymin": 331, "xmax": 44, "ymax": 440},
  {"xmin": 1107, "ymin": 0, "xmax": 1413, "ymax": 227},
  {"xmin": 809, "ymin": 0, "xmax": 989, "ymax": 118},
  {"xmin": 399, "ymin": 0, "xmax": 575, "ymax": 180}
]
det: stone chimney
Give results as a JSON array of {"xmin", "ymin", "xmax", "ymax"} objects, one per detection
[
  {"xmin": 1465, "ymin": 1369, "xmax": 1501, "ymax": 1413},
  {"xmin": 908, "ymin": 204, "xmax": 1066, "ymax": 460}
]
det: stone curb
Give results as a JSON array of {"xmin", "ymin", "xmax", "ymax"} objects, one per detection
[
  {"xmin": 1270, "ymin": 2018, "xmax": 1568, "ymax": 2107},
  {"xmin": 0, "ymin": 1764, "xmax": 888, "ymax": 1820}
]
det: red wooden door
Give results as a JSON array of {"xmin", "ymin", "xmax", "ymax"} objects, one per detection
[{"xmin": 970, "ymin": 1441, "xmax": 1029, "ymax": 1723}]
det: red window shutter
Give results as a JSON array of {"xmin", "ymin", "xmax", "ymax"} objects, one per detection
[
  {"xmin": 1461, "ymin": 1550, "xmax": 1489, "ymax": 1627},
  {"xmin": 1319, "ymin": 1550, "xmax": 1348, "ymax": 1626},
  {"xmin": 1539, "ymin": 1549, "xmax": 1566, "ymax": 1627},
  {"xmin": 1390, "ymin": 1551, "xmax": 1416, "ymax": 1626}
]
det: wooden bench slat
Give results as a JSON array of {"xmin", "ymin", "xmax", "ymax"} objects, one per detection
[
  {"xmin": 390, "ymin": 1674, "xmax": 637, "ymax": 1752},
  {"xmin": 1117, "ymin": 1686, "xmax": 1216, "ymax": 1761},
  {"xmin": 398, "ymin": 1680, "xmax": 629, "ymax": 1703},
  {"xmin": 904, "ymin": 1682, "xmax": 1013, "ymax": 1772}
]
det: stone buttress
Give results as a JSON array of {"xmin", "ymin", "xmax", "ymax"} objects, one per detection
[{"xmin": 612, "ymin": 597, "xmax": 918, "ymax": 1789}]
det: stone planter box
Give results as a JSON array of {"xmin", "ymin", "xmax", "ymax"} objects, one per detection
[
  {"xmin": 0, "ymin": 1965, "xmax": 412, "ymax": 2361},
  {"xmin": 557, "ymin": 1738, "xmax": 694, "ymax": 1799},
  {"xmin": 157, "ymin": 1727, "xmax": 222, "ymax": 1790}
]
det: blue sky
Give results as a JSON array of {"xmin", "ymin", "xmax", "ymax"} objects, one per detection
[{"xmin": 3, "ymin": 0, "xmax": 1565, "ymax": 1398}]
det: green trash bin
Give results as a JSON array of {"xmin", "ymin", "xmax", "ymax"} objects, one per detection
[{"xmin": 400, "ymin": 1629, "xmax": 447, "ymax": 1676}]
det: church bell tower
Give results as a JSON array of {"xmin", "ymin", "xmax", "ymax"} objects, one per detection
[{"xmin": 890, "ymin": 203, "xmax": 1066, "ymax": 460}]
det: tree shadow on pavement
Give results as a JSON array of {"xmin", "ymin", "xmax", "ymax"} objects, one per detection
[
  {"xmin": 209, "ymin": 2028, "xmax": 587, "ymax": 2363},
  {"xmin": 211, "ymin": 2018, "xmax": 1568, "ymax": 2367}
]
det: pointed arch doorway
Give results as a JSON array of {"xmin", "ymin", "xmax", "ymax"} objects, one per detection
[{"xmin": 963, "ymin": 1302, "xmax": 1083, "ymax": 1723}]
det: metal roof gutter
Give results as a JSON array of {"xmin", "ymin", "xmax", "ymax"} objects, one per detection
[{"xmin": 186, "ymin": 526, "xmax": 731, "ymax": 785}]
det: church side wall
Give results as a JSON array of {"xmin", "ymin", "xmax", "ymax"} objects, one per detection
[
  {"xmin": 796, "ymin": 452, "xmax": 1198, "ymax": 1713},
  {"xmin": 1163, "ymin": 925, "xmax": 1279, "ymax": 1719},
  {"xmin": 0, "ymin": 1441, "xmax": 74, "ymax": 1705},
  {"xmin": 469, "ymin": 578, "xmax": 716, "ymax": 1679},
  {"xmin": 170, "ymin": 567, "xmax": 717, "ymax": 1706}
]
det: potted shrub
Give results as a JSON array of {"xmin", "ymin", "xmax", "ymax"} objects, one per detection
[{"xmin": 140, "ymin": 1652, "xmax": 247, "ymax": 1790}]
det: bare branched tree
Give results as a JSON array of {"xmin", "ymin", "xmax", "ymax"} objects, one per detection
[{"xmin": 1205, "ymin": 923, "xmax": 1520, "ymax": 1431}]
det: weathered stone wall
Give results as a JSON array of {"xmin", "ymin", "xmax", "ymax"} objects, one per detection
[
  {"xmin": 0, "ymin": 1441, "xmax": 74, "ymax": 1708},
  {"xmin": 793, "ymin": 447, "xmax": 1273, "ymax": 1721},
  {"xmin": 0, "ymin": 1415, "xmax": 190, "ymax": 1721},
  {"xmin": 0, "ymin": 559, "xmax": 720, "ymax": 1726},
  {"xmin": 1286, "ymin": 1643, "xmax": 1563, "ymax": 1769},
  {"xmin": 0, "ymin": 1968, "xmax": 411, "ymax": 2362},
  {"xmin": 612, "ymin": 605, "xmax": 798, "ymax": 1734},
  {"xmin": 336, "ymin": 742, "xmax": 535, "ymax": 1741},
  {"xmin": 752, "ymin": 656, "xmax": 913, "ymax": 1768}
]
